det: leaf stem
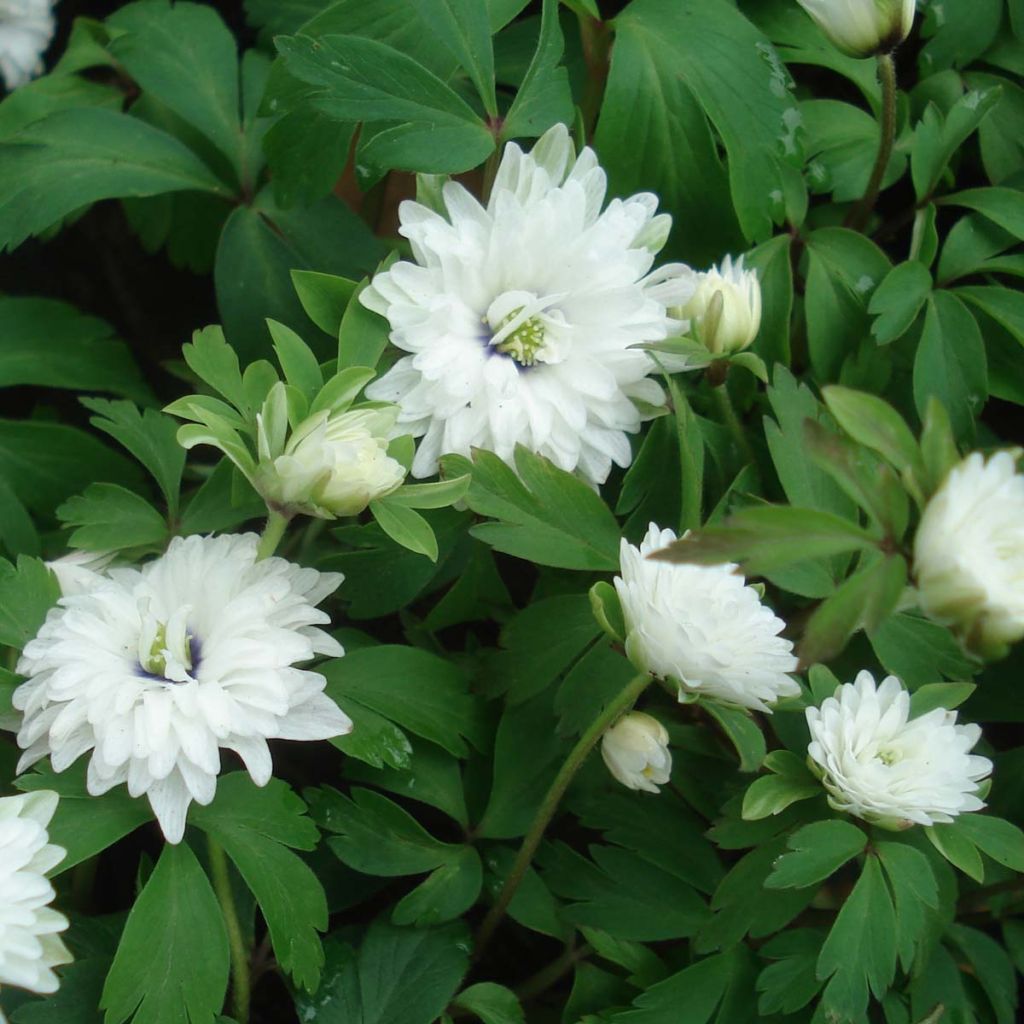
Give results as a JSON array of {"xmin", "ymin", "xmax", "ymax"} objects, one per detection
[
  {"xmin": 712, "ymin": 380, "xmax": 756, "ymax": 466},
  {"xmin": 846, "ymin": 52, "xmax": 898, "ymax": 232},
  {"xmin": 208, "ymin": 836, "xmax": 251, "ymax": 1024},
  {"xmin": 474, "ymin": 671, "xmax": 652, "ymax": 958},
  {"xmin": 255, "ymin": 510, "xmax": 290, "ymax": 561}
]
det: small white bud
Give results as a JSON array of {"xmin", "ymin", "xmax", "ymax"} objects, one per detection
[
  {"xmin": 913, "ymin": 451, "xmax": 1024, "ymax": 660},
  {"xmin": 673, "ymin": 256, "xmax": 762, "ymax": 357},
  {"xmin": 256, "ymin": 406, "xmax": 407, "ymax": 519},
  {"xmin": 601, "ymin": 711, "xmax": 672, "ymax": 794},
  {"xmin": 796, "ymin": 0, "xmax": 916, "ymax": 58}
]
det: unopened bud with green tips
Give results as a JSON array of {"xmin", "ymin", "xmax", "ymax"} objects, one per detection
[
  {"xmin": 796, "ymin": 0, "xmax": 916, "ymax": 58},
  {"xmin": 673, "ymin": 256, "xmax": 762, "ymax": 358}
]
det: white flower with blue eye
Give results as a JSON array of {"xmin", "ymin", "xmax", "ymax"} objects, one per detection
[
  {"xmin": 14, "ymin": 534, "xmax": 352, "ymax": 844},
  {"xmin": 362, "ymin": 123, "xmax": 692, "ymax": 487}
]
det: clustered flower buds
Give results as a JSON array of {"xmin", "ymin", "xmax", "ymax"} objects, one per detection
[
  {"xmin": 601, "ymin": 712, "xmax": 672, "ymax": 793},
  {"xmin": 796, "ymin": 0, "xmax": 916, "ymax": 58},
  {"xmin": 256, "ymin": 406, "xmax": 406, "ymax": 519},
  {"xmin": 806, "ymin": 672, "xmax": 991, "ymax": 829},
  {"xmin": 674, "ymin": 256, "xmax": 762, "ymax": 357},
  {"xmin": 913, "ymin": 451, "xmax": 1024, "ymax": 660}
]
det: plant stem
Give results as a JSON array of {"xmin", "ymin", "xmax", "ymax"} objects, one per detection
[
  {"xmin": 712, "ymin": 381, "xmax": 756, "ymax": 466},
  {"xmin": 208, "ymin": 836, "xmax": 251, "ymax": 1024},
  {"xmin": 474, "ymin": 672, "xmax": 652, "ymax": 958},
  {"xmin": 846, "ymin": 52, "xmax": 897, "ymax": 232},
  {"xmin": 255, "ymin": 510, "xmax": 290, "ymax": 561}
]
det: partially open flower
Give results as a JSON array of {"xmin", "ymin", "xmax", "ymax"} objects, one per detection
[
  {"xmin": 796, "ymin": 0, "xmax": 916, "ymax": 58},
  {"xmin": 601, "ymin": 711, "xmax": 672, "ymax": 793},
  {"xmin": 256, "ymin": 406, "xmax": 406, "ymax": 519},
  {"xmin": 15, "ymin": 534, "xmax": 352, "ymax": 844},
  {"xmin": 614, "ymin": 524, "xmax": 799, "ymax": 712},
  {"xmin": 913, "ymin": 451, "xmax": 1024, "ymax": 660},
  {"xmin": 0, "ymin": 791, "xmax": 71, "ymax": 1008},
  {"xmin": 806, "ymin": 671, "xmax": 991, "ymax": 829},
  {"xmin": 673, "ymin": 256, "xmax": 762, "ymax": 357}
]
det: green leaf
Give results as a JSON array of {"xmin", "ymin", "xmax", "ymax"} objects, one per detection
[
  {"xmin": 267, "ymin": 319, "xmax": 324, "ymax": 402},
  {"xmin": 606, "ymin": 0, "xmax": 799, "ymax": 242},
  {"xmin": 908, "ymin": 682, "xmax": 976, "ymax": 718},
  {"xmin": 500, "ymin": 0, "xmax": 572, "ymax": 141},
  {"xmin": 338, "ymin": 277, "xmax": 392, "ymax": 370},
  {"xmin": 947, "ymin": 924, "xmax": 1018, "ymax": 1024},
  {"xmin": 804, "ymin": 227, "xmax": 891, "ymax": 380},
  {"xmin": 445, "ymin": 447, "xmax": 622, "ymax": 571},
  {"xmin": 101, "ymin": 843, "xmax": 229, "ymax": 1024},
  {"xmin": 765, "ymin": 820, "xmax": 867, "ymax": 890},
  {"xmin": 322, "ymin": 646, "xmax": 479, "ymax": 757},
  {"xmin": 0, "ymin": 108, "xmax": 230, "ymax": 252},
  {"xmin": 875, "ymin": 841, "xmax": 939, "ymax": 972},
  {"xmin": 275, "ymin": 33, "xmax": 494, "ymax": 173},
  {"xmin": 416, "ymin": 0, "xmax": 497, "ymax": 117},
  {"xmin": 803, "ymin": 98, "xmax": 906, "ymax": 203},
  {"xmin": 370, "ymin": 499, "xmax": 438, "ymax": 561},
  {"xmin": 543, "ymin": 843, "xmax": 708, "ymax": 942},
  {"xmin": 741, "ymin": 773, "xmax": 821, "ymax": 821},
  {"xmin": 487, "ymin": 592, "xmax": 601, "ymax": 703},
  {"xmin": 293, "ymin": 922, "xmax": 470, "ymax": 1024},
  {"xmin": 0, "ymin": 556, "xmax": 59, "ymax": 650},
  {"xmin": 938, "ymin": 186, "xmax": 1024, "ymax": 241},
  {"xmin": 386, "ymin": 476, "xmax": 469, "ymax": 510},
  {"xmin": 954, "ymin": 814, "xmax": 1024, "ymax": 872},
  {"xmin": 914, "ymin": 291, "xmax": 987, "ymax": 443},
  {"xmin": 911, "ymin": 89, "xmax": 1002, "ymax": 202},
  {"xmin": 655, "ymin": 505, "xmax": 879, "ymax": 576},
  {"xmin": 0, "ymin": 297, "xmax": 150, "ymax": 402},
  {"xmin": 869, "ymin": 612, "xmax": 976, "ymax": 687},
  {"xmin": 453, "ymin": 983, "xmax": 524, "ymax": 1024},
  {"xmin": 80, "ymin": 399, "xmax": 186, "ymax": 517},
  {"xmin": 925, "ymin": 822, "xmax": 984, "ymax": 882},
  {"xmin": 57, "ymin": 484, "xmax": 169, "ymax": 552},
  {"xmin": 0, "ymin": 420, "xmax": 143, "ymax": 518},
  {"xmin": 704, "ymin": 703, "xmax": 765, "ymax": 773},
  {"xmin": 800, "ymin": 553, "xmax": 908, "ymax": 667},
  {"xmin": 330, "ymin": 695, "xmax": 413, "ymax": 771},
  {"xmin": 869, "ymin": 262, "xmax": 932, "ymax": 344},
  {"xmin": 16, "ymin": 761, "xmax": 152, "ymax": 873},
  {"xmin": 606, "ymin": 949, "xmax": 736, "ymax": 1023},
  {"xmin": 215, "ymin": 187, "xmax": 384, "ymax": 361},
  {"xmin": 392, "ymin": 845, "xmax": 483, "ymax": 927},
  {"xmin": 477, "ymin": 690, "xmax": 570, "ymax": 838},
  {"xmin": 290, "ymin": 270, "xmax": 358, "ymax": 339},
  {"xmin": 817, "ymin": 857, "xmax": 897, "ymax": 1021},
  {"xmin": 344, "ymin": 737, "xmax": 468, "ymax": 825},
  {"xmin": 589, "ymin": 580, "xmax": 625, "ymax": 644},
  {"xmin": 108, "ymin": 1, "xmax": 243, "ymax": 182},
  {"xmin": 821, "ymin": 386, "xmax": 925, "ymax": 490},
  {"xmin": 191, "ymin": 775, "xmax": 327, "ymax": 992}
]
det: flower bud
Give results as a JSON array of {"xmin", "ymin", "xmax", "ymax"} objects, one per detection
[
  {"xmin": 601, "ymin": 712, "xmax": 672, "ymax": 793},
  {"xmin": 673, "ymin": 256, "xmax": 761, "ymax": 357},
  {"xmin": 913, "ymin": 451, "xmax": 1024, "ymax": 660},
  {"xmin": 256, "ymin": 406, "xmax": 407, "ymax": 519},
  {"xmin": 796, "ymin": 0, "xmax": 916, "ymax": 58}
]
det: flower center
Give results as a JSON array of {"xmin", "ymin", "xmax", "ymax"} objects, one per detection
[
  {"xmin": 492, "ymin": 308, "xmax": 546, "ymax": 366},
  {"xmin": 877, "ymin": 747, "xmax": 901, "ymax": 767},
  {"xmin": 137, "ymin": 605, "xmax": 197, "ymax": 684}
]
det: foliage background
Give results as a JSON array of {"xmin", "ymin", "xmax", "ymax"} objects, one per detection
[{"xmin": 0, "ymin": 0, "xmax": 1023, "ymax": 1023}]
